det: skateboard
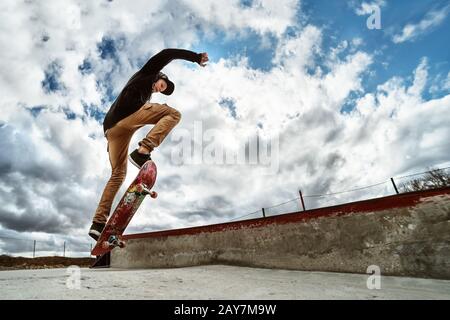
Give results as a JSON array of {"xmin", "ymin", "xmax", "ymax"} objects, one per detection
[{"xmin": 91, "ymin": 160, "xmax": 158, "ymax": 256}]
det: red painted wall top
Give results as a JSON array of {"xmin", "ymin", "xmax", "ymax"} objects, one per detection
[{"xmin": 123, "ymin": 187, "xmax": 450, "ymax": 241}]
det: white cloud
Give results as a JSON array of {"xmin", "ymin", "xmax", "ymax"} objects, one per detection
[
  {"xmin": 445, "ymin": 72, "xmax": 450, "ymax": 91},
  {"xmin": 351, "ymin": 37, "xmax": 364, "ymax": 48},
  {"xmin": 401, "ymin": 57, "xmax": 428, "ymax": 99},
  {"xmin": 273, "ymin": 25, "xmax": 322, "ymax": 72},
  {"xmin": 181, "ymin": 0, "xmax": 299, "ymax": 37},
  {"xmin": 429, "ymin": 70, "xmax": 450, "ymax": 96},
  {"xmin": 0, "ymin": 0, "xmax": 303, "ymax": 247},
  {"xmin": 392, "ymin": 5, "xmax": 450, "ymax": 43},
  {"xmin": 354, "ymin": 0, "xmax": 386, "ymax": 16},
  {"xmin": 323, "ymin": 51, "xmax": 373, "ymax": 107},
  {"xmin": 350, "ymin": 58, "xmax": 450, "ymax": 179}
]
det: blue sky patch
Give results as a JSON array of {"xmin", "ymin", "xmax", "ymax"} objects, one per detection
[
  {"xmin": 193, "ymin": 29, "xmax": 278, "ymax": 71},
  {"xmin": 78, "ymin": 59, "xmax": 93, "ymax": 75},
  {"xmin": 219, "ymin": 98, "xmax": 238, "ymax": 119},
  {"xmin": 63, "ymin": 108, "xmax": 77, "ymax": 120},
  {"xmin": 97, "ymin": 35, "xmax": 126, "ymax": 62},
  {"xmin": 41, "ymin": 61, "xmax": 66, "ymax": 94},
  {"xmin": 96, "ymin": 79, "xmax": 116, "ymax": 107},
  {"xmin": 83, "ymin": 102, "xmax": 106, "ymax": 122},
  {"xmin": 189, "ymin": 0, "xmax": 449, "ymax": 111},
  {"xmin": 240, "ymin": 0, "xmax": 254, "ymax": 8},
  {"xmin": 27, "ymin": 106, "xmax": 46, "ymax": 117}
]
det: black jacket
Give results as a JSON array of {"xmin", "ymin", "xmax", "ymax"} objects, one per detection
[{"xmin": 103, "ymin": 48, "xmax": 202, "ymax": 133}]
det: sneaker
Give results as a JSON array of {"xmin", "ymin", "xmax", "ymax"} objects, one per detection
[
  {"xmin": 88, "ymin": 222, "xmax": 105, "ymax": 241},
  {"xmin": 129, "ymin": 149, "xmax": 152, "ymax": 169}
]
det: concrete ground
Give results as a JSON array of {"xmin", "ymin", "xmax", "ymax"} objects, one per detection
[{"xmin": 1, "ymin": 265, "xmax": 449, "ymax": 300}]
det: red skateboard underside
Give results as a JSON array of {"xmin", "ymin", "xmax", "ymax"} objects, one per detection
[{"xmin": 91, "ymin": 160, "xmax": 157, "ymax": 256}]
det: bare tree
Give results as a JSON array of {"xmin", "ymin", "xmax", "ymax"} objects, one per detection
[{"xmin": 401, "ymin": 168, "xmax": 450, "ymax": 192}]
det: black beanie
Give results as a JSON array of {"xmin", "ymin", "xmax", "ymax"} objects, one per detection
[{"xmin": 157, "ymin": 72, "xmax": 175, "ymax": 95}]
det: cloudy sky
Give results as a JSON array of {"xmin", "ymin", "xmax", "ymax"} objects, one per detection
[{"xmin": 0, "ymin": 0, "xmax": 449, "ymax": 255}]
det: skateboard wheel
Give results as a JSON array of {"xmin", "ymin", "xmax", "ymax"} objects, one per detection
[
  {"xmin": 118, "ymin": 241, "xmax": 126, "ymax": 248},
  {"xmin": 102, "ymin": 241, "xmax": 110, "ymax": 249},
  {"xmin": 150, "ymin": 191, "xmax": 158, "ymax": 198}
]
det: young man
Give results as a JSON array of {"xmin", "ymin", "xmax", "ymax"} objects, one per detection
[{"xmin": 89, "ymin": 48, "xmax": 209, "ymax": 240}]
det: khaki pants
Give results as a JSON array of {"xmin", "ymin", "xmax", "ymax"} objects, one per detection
[{"xmin": 92, "ymin": 102, "xmax": 181, "ymax": 224}]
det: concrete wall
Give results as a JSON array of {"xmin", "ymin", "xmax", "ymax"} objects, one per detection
[{"xmin": 111, "ymin": 188, "xmax": 450, "ymax": 279}]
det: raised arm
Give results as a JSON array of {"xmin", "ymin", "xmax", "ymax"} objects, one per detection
[{"xmin": 140, "ymin": 48, "xmax": 203, "ymax": 75}]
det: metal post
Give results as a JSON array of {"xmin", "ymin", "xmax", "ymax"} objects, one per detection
[
  {"xmin": 262, "ymin": 208, "xmax": 266, "ymax": 218},
  {"xmin": 63, "ymin": 241, "xmax": 66, "ymax": 257},
  {"xmin": 33, "ymin": 240, "xmax": 36, "ymax": 258},
  {"xmin": 391, "ymin": 177, "xmax": 399, "ymax": 194},
  {"xmin": 299, "ymin": 190, "xmax": 306, "ymax": 211}
]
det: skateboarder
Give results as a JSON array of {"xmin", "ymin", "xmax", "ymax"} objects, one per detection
[{"xmin": 89, "ymin": 48, "xmax": 209, "ymax": 240}]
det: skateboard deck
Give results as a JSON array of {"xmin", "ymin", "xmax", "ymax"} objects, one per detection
[{"xmin": 91, "ymin": 160, "xmax": 157, "ymax": 256}]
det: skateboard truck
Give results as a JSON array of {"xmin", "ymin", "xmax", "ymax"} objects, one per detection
[
  {"xmin": 103, "ymin": 235, "xmax": 126, "ymax": 249},
  {"xmin": 139, "ymin": 184, "xmax": 158, "ymax": 198}
]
